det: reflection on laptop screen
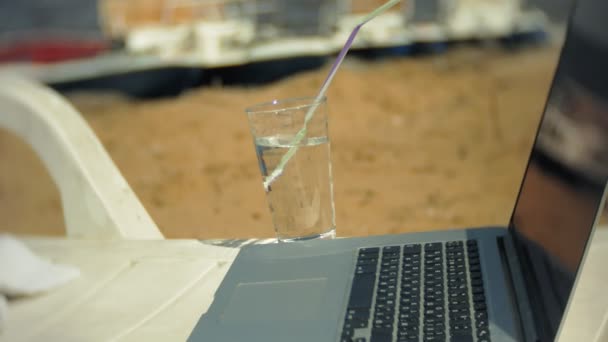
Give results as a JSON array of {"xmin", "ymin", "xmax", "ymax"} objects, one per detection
[{"xmin": 510, "ymin": 0, "xmax": 608, "ymax": 339}]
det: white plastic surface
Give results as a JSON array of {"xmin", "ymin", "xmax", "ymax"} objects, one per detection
[
  {"xmin": 0, "ymin": 238, "xmax": 238, "ymax": 342},
  {"xmin": 0, "ymin": 77, "xmax": 163, "ymax": 239}
]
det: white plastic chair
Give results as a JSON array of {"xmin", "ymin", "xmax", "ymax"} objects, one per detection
[{"xmin": 0, "ymin": 76, "xmax": 163, "ymax": 239}]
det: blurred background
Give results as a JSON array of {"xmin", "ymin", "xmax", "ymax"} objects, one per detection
[{"xmin": 0, "ymin": 0, "xmax": 585, "ymax": 239}]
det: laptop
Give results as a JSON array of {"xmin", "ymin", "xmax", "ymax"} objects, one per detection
[{"xmin": 189, "ymin": 0, "xmax": 608, "ymax": 341}]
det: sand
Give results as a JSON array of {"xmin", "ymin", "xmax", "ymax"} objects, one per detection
[{"xmin": 0, "ymin": 44, "xmax": 564, "ymax": 239}]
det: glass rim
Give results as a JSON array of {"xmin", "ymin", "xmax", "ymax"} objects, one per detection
[{"xmin": 245, "ymin": 95, "xmax": 327, "ymax": 115}]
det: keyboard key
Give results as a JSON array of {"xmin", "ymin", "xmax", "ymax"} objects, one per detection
[
  {"xmin": 424, "ymin": 279, "xmax": 442, "ymax": 288},
  {"xmin": 400, "ymin": 296, "xmax": 415, "ymax": 304},
  {"xmin": 474, "ymin": 302, "xmax": 487, "ymax": 311},
  {"xmin": 346, "ymin": 311, "xmax": 370, "ymax": 322},
  {"xmin": 359, "ymin": 248, "xmax": 379, "ymax": 255},
  {"xmin": 376, "ymin": 292, "xmax": 397, "ymax": 305},
  {"xmin": 424, "ymin": 300, "xmax": 441, "ymax": 308},
  {"xmin": 450, "ymin": 334, "xmax": 474, "ymax": 342},
  {"xmin": 373, "ymin": 321, "xmax": 394, "ymax": 330},
  {"xmin": 398, "ymin": 323, "xmax": 420, "ymax": 332},
  {"xmin": 398, "ymin": 319, "xmax": 418, "ymax": 329},
  {"xmin": 382, "ymin": 255, "xmax": 400, "ymax": 261},
  {"xmin": 403, "ymin": 254, "xmax": 419, "ymax": 261},
  {"xmin": 471, "ymin": 278, "xmax": 483, "ymax": 287},
  {"xmin": 446, "ymin": 249, "xmax": 462, "ymax": 255},
  {"xmin": 451, "ymin": 324, "xmax": 472, "ymax": 334},
  {"xmin": 399, "ymin": 311, "xmax": 419, "ymax": 320},
  {"xmin": 380, "ymin": 270, "xmax": 399, "ymax": 278},
  {"xmin": 348, "ymin": 275, "xmax": 375, "ymax": 308},
  {"xmin": 424, "ymin": 335, "xmax": 446, "ymax": 342},
  {"xmin": 342, "ymin": 327, "xmax": 354, "ymax": 337},
  {"xmin": 476, "ymin": 319, "xmax": 489, "ymax": 329},
  {"xmin": 376, "ymin": 311, "xmax": 396, "ymax": 320},
  {"xmin": 475, "ymin": 311, "xmax": 488, "ymax": 321},
  {"xmin": 361, "ymin": 247, "xmax": 380, "ymax": 254},
  {"xmin": 401, "ymin": 279, "xmax": 418, "ymax": 286},
  {"xmin": 473, "ymin": 294, "xmax": 486, "ymax": 303},
  {"xmin": 424, "ymin": 320, "xmax": 445, "ymax": 330},
  {"xmin": 448, "ymin": 289, "xmax": 467, "ymax": 296},
  {"xmin": 403, "ymin": 244, "xmax": 422, "ymax": 254},
  {"xmin": 344, "ymin": 318, "xmax": 368, "ymax": 329},
  {"xmin": 358, "ymin": 253, "xmax": 378, "ymax": 261},
  {"xmin": 377, "ymin": 293, "xmax": 397, "ymax": 302},
  {"xmin": 470, "ymin": 271, "xmax": 482, "ymax": 279},
  {"xmin": 472, "ymin": 286, "xmax": 484, "ymax": 294},
  {"xmin": 448, "ymin": 296, "xmax": 468, "ymax": 304},
  {"xmin": 477, "ymin": 327, "xmax": 490, "ymax": 338},
  {"xmin": 357, "ymin": 258, "xmax": 378, "ymax": 266},
  {"xmin": 403, "ymin": 306, "xmax": 420, "ymax": 314},
  {"xmin": 399, "ymin": 321, "xmax": 420, "ymax": 331},
  {"xmin": 371, "ymin": 328, "xmax": 393, "ymax": 342},
  {"xmin": 348, "ymin": 293, "xmax": 373, "ymax": 309},
  {"xmin": 424, "ymin": 326, "xmax": 444, "ymax": 336},
  {"xmin": 377, "ymin": 288, "xmax": 396, "ymax": 297},
  {"xmin": 401, "ymin": 286, "xmax": 417, "ymax": 295},
  {"xmin": 356, "ymin": 264, "xmax": 377, "ymax": 274},
  {"xmin": 449, "ymin": 307, "xmax": 470, "ymax": 316},
  {"xmin": 378, "ymin": 284, "xmax": 397, "ymax": 292},
  {"xmin": 425, "ymin": 242, "xmax": 443, "ymax": 251},
  {"xmin": 451, "ymin": 317, "xmax": 471, "ymax": 325},
  {"xmin": 450, "ymin": 312, "xmax": 470, "ymax": 321},
  {"xmin": 381, "ymin": 260, "xmax": 400, "ymax": 268},
  {"xmin": 449, "ymin": 303, "xmax": 468, "ymax": 311},
  {"xmin": 379, "ymin": 277, "xmax": 397, "ymax": 285},
  {"xmin": 380, "ymin": 276, "xmax": 399, "ymax": 284},
  {"xmin": 448, "ymin": 283, "xmax": 468, "ymax": 292},
  {"xmin": 374, "ymin": 308, "xmax": 394, "ymax": 317},
  {"xmin": 383, "ymin": 245, "xmax": 400, "ymax": 252},
  {"xmin": 354, "ymin": 273, "xmax": 376, "ymax": 287},
  {"xmin": 381, "ymin": 265, "xmax": 399, "ymax": 272},
  {"xmin": 382, "ymin": 253, "xmax": 401, "ymax": 261}
]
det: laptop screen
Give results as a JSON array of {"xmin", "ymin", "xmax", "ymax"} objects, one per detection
[{"xmin": 510, "ymin": 0, "xmax": 608, "ymax": 340}]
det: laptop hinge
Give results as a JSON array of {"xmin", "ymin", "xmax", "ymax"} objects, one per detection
[{"xmin": 498, "ymin": 235, "xmax": 539, "ymax": 342}]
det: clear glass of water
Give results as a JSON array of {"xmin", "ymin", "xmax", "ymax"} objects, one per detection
[{"xmin": 245, "ymin": 96, "xmax": 336, "ymax": 242}]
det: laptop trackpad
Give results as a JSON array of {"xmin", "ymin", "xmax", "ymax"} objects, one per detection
[{"xmin": 221, "ymin": 278, "xmax": 328, "ymax": 321}]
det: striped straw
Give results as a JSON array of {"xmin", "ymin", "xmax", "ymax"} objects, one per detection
[{"xmin": 263, "ymin": 0, "xmax": 402, "ymax": 191}]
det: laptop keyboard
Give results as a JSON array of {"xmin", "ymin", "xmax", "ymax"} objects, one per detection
[{"xmin": 340, "ymin": 240, "xmax": 490, "ymax": 342}]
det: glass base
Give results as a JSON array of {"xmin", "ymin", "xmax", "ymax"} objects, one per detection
[{"xmin": 277, "ymin": 228, "xmax": 336, "ymax": 243}]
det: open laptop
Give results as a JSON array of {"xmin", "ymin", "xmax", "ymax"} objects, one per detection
[{"xmin": 189, "ymin": 0, "xmax": 608, "ymax": 341}]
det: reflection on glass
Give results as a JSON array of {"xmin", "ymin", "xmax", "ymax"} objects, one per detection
[{"xmin": 510, "ymin": 1, "xmax": 608, "ymax": 338}]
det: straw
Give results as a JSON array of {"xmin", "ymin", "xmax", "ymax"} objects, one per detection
[{"xmin": 262, "ymin": 0, "xmax": 402, "ymax": 191}]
